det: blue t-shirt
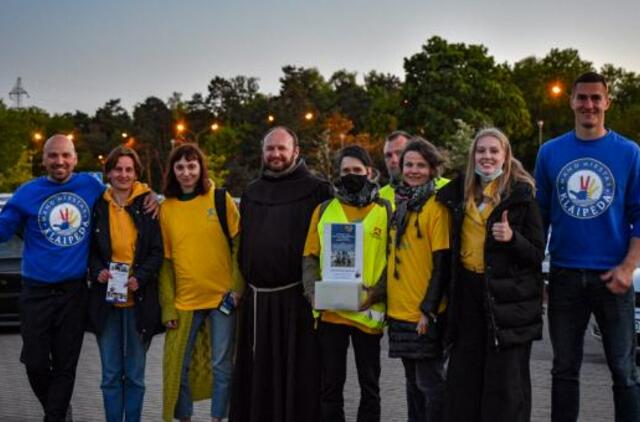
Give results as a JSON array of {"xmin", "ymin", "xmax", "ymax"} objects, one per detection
[
  {"xmin": 0, "ymin": 173, "xmax": 104, "ymax": 283},
  {"xmin": 535, "ymin": 130, "xmax": 640, "ymax": 270}
]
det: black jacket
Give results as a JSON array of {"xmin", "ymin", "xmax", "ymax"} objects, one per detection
[
  {"xmin": 88, "ymin": 192, "xmax": 164, "ymax": 343},
  {"xmin": 436, "ymin": 175, "xmax": 545, "ymax": 349}
]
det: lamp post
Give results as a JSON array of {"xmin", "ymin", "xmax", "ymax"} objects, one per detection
[
  {"xmin": 175, "ymin": 122, "xmax": 220, "ymax": 144},
  {"xmin": 537, "ymin": 120, "xmax": 544, "ymax": 147}
]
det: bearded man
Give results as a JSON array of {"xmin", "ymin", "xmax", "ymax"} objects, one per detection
[{"xmin": 229, "ymin": 126, "xmax": 333, "ymax": 422}]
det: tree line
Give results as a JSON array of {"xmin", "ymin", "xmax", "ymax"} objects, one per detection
[{"xmin": 2, "ymin": 36, "xmax": 640, "ymax": 194}]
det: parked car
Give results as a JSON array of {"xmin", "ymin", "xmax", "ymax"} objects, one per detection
[
  {"xmin": 0, "ymin": 235, "xmax": 22, "ymax": 326},
  {"xmin": 0, "ymin": 194, "xmax": 22, "ymax": 327}
]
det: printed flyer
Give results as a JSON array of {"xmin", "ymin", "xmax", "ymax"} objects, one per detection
[
  {"xmin": 321, "ymin": 222, "xmax": 363, "ymax": 282},
  {"xmin": 105, "ymin": 261, "xmax": 130, "ymax": 304}
]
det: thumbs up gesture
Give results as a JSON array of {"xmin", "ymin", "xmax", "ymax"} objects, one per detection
[{"xmin": 491, "ymin": 210, "xmax": 513, "ymax": 242}]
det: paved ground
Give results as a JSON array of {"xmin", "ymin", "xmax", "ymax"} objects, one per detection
[{"xmin": 0, "ymin": 316, "xmax": 617, "ymax": 422}]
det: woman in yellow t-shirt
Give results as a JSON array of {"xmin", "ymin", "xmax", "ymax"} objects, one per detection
[
  {"xmin": 385, "ymin": 137, "xmax": 450, "ymax": 422},
  {"xmin": 158, "ymin": 143, "xmax": 241, "ymax": 422}
]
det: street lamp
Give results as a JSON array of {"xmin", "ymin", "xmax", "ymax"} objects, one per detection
[
  {"xmin": 537, "ymin": 120, "xmax": 544, "ymax": 147},
  {"xmin": 267, "ymin": 114, "xmax": 275, "ymax": 124},
  {"xmin": 550, "ymin": 84, "xmax": 563, "ymax": 97},
  {"xmin": 33, "ymin": 132, "xmax": 43, "ymax": 142},
  {"xmin": 175, "ymin": 122, "xmax": 219, "ymax": 143},
  {"xmin": 304, "ymin": 112, "xmax": 314, "ymax": 121},
  {"xmin": 121, "ymin": 132, "xmax": 128, "ymax": 139}
]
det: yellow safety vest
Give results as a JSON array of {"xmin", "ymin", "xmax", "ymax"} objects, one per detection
[
  {"xmin": 315, "ymin": 198, "xmax": 389, "ymax": 330},
  {"xmin": 379, "ymin": 184, "xmax": 395, "ymax": 208},
  {"xmin": 380, "ymin": 177, "xmax": 450, "ymax": 211}
]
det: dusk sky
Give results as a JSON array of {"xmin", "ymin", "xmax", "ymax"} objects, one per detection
[{"xmin": 2, "ymin": 0, "xmax": 639, "ymax": 114}]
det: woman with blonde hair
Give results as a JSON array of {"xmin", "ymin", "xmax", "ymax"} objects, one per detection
[{"xmin": 437, "ymin": 128, "xmax": 545, "ymax": 422}]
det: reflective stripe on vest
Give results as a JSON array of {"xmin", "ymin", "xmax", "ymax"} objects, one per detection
[{"xmin": 315, "ymin": 199, "xmax": 388, "ymax": 330}]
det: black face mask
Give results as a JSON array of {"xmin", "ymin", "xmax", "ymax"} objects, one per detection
[{"xmin": 341, "ymin": 174, "xmax": 368, "ymax": 194}]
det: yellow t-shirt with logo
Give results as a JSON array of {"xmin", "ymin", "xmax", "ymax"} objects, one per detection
[
  {"xmin": 160, "ymin": 187, "xmax": 239, "ymax": 311},
  {"xmin": 461, "ymin": 181, "xmax": 498, "ymax": 273},
  {"xmin": 387, "ymin": 196, "xmax": 450, "ymax": 323},
  {"xmin": 304, "ymin": 201, "xmax": 385, "ymax": 334}
]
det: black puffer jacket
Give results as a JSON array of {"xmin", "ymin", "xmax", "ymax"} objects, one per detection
[
  {"xmin": 88, "ymin": 192, "xmax": 164, "ymax": 343},
  {"xmin": 388, "ymin": 315, "xmax": 447, "ymax": 359},
  {"xmin": 436, "ymin": 175, "xmax": 545, "ymax": 349}
]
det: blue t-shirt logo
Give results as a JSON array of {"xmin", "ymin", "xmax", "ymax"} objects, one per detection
[
  {"xmin": 38, "ymin": 192, "xmax": 91, "ymax": 247},
  {"xmin": 556, "ymin": 158, "xmax": 615, "ymax": 219}
]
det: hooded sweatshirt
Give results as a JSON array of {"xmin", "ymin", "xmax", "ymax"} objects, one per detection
[{"xmin": 104, "ymin": 181, "xmax": 150, "ymax": 307}]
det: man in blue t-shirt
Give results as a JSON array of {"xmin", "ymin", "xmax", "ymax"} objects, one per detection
[
  {"xmin": 535, "ymin": 72, "xmax": 640, "ymax": 422},
  {"xmin": 0, "ymin": 135, "xmax": 104, "ymax": 422}
]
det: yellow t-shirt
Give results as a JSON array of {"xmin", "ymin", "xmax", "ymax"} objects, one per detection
[
  {"xmin": 160, "ymin": 187, "xmax": 240, "ymax": 311},
  {"xmin": 461, "ymin": 181, "xmax": 498, "ymax": 273},
  {"xmin": 105, "ymin": 182, "xmax": 150, "ymax": 308},
  {"xmin": 303, "ymin": 201, "xmax": 383, "ymax": 334},
  {"xmin": 387, "ymin": 196, "xmax": 450, "ymax": 322}
]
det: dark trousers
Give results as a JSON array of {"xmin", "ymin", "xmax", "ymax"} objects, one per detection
[
  {"xmin": 445, "ymin": 270, "xmax": 533, "ymax": 422},
  {"xmin": 318, "ymin": 321, "xmax": 382, "ymax": 422},
  {"xmin": 548, "ymin": 267, "xmax": 640, "ymax": 422},
  {"xmin": 402, "ymin": 357, "xmax": 445, "ymax": 422},
  {"xmin": 19, "ymin": 279, "xmax": 88, "ymax": 422}
]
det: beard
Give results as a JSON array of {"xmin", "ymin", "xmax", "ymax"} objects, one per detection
[{"xmin": 264, "ymin": 155, "xmax": 296, "ymax": 173}]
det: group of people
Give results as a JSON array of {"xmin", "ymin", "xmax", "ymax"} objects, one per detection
[{"xmin": 0, "ymin": 71, "xmax": 639, "ymax": 422}]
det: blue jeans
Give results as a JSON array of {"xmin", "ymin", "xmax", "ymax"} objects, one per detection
[
  {"xmin": 402, "ymin": 357, "xmax": 444, "ymax": 422},
  {"xmin": 96, "ymin": 306, "xmax": 149, "ymax": 422},
  {"xmin": 548, "ymin": 267, "xmax": 640, "ymax": 422},
  {"xmin": 174, "ymin": 308, "xmax": 236, "ymax": 419}
]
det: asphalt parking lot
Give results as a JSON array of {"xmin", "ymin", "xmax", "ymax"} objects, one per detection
[{"xmin": 0, "ymin": 316, "xmax": 616, "ymax": 422}]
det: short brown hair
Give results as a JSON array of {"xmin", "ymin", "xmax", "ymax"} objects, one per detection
[
  {"xmin": 400, "ymin": 137, "xmax": 445, "ymax": 179},
  {"xmin": 104, "ymin": 146, "xmax": 142, "ymax": 177},
  {"xmin": 572, "ymin": 71, "xmax": 608, "ymax": 91},
  {"xmin": 163, "ymin": 143, "xmax": 211, "ymax": 198}
]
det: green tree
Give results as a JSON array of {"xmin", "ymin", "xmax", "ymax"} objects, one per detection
[
  {"xmin": 74, "ymin": 99, "xmax": 133, "ymax": 172},
  {"xmin": 601, "ymin": 64, "xmax": 640, "ymax": 140},
  {"xmin": 401, "ymin": 36, "xmax": 530, "ymax": 160},
  {"xmin": 0, "ymin": 148, "xmax": 34, "ymax": 191},
  {"xmin": 132, "ymin": 97, "xmax": 173, "ymax": 190},
  {"xmin": 512, "ymin": 48, "xmax": 593, "ymax": 167}
]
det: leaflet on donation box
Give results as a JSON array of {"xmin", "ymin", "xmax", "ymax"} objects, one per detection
[
  {"xmin": 106, "ymin": 262, "xmax": 129, "ymax": 304},
  {"xmin": 315, "ymin": 222, "xmax": 365, "ymax": 311}
]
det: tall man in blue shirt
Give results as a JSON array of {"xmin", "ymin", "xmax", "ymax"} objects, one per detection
[{"xmin": 535, "ymin": 72, "xmax": 640, "ymax": 422}]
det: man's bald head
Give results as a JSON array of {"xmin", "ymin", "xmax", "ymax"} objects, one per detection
[
  {"xmin": 262, "ymin": 126, "xmax": 300, "ymax": 173},
  {"xmin": 43, "ymin": 134, "xmax": 75, "ymax": 153},
  {"xmin": 42, "ymin": 134, "xmax": 78, "ymax": 183}
]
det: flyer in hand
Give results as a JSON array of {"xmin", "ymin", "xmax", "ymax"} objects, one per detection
[{"xmin": 106, "ymin": 262, "xmax": 130, "ymax": 304}]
